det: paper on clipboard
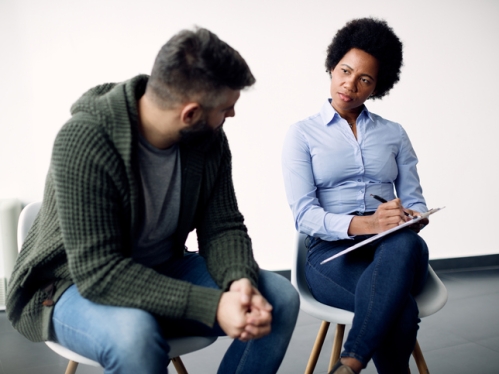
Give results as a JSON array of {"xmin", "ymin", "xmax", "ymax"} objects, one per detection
[{"xmin": 320, "ymin": 207, "xmax": 445, "ymax": 265}]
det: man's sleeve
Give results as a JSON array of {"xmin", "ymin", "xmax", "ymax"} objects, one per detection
[{"xmin": 196, "ymin": 132, "xmax": 259, "ymax": 290}]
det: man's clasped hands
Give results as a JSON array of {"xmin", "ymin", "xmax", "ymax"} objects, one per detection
[{"xmin": 217, "ymin": 278, "xmax": 273, "ymax": 342}]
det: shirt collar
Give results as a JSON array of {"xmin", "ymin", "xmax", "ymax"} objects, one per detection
[{"xmin": 319, "ymin": 99, "xmax": 374, "ymax": 126}]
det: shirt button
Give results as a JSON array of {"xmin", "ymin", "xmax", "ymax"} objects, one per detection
[{"xmin": 357, "ymin": 179, "xmax": 361, "ymax": 182}]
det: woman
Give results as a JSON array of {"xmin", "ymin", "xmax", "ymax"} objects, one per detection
[{"xmin": 282, "ymin": 18, "xmax": 430, "ymax": 374}]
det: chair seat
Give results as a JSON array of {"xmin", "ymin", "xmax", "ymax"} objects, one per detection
[
  {"xmin": 45, "ymin": 336, "xmax": 218, "ymax": 367},
  {"xmin": 45, "ymin": 341, "xmax": 101, "ymax": 367},
  {"xmin": 300, "ymin": 293, "xmax": 354, "ymax": 326},
  {"xmin": 167, "ymin": 336, "xmax": 218, "ymax": 358},
  {"xmin": 414, "ymin": 266, "xmax": 448, "ymax": 318},
  {"xmin": 292, "ymin": 233, "xmax": 448, "ymax": 324}
]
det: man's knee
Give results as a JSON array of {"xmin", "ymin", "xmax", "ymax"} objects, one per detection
[
  {"xmin": 258, "ymin": 271, "xmax": 300, "ymax": 324},
  {"xmin": 101, "ymin": 308, "xmax": 168, "ymax": 369}
]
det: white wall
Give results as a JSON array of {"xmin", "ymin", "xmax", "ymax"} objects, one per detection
[{"xmin": 1, "ymin": 0, "xmax": 498, "ymax": 270}]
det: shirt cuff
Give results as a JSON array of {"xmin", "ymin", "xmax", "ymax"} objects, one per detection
[
  {"xmin": 409, "ymin": 204, "xmax": 428, "ymax": 214},
  {"xmin": 325, "ymin": 213, "xmax": 355, "ymax": 240},
  {"xmin": 184, "ymin": 285, "xmax": 223, "ymax": 328}
]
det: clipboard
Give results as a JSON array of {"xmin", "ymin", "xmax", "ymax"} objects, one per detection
[{"xmin": 320, "ymin": 207, "xmax": 445, "ymax": 265}]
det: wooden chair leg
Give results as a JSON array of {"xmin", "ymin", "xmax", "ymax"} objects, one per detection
[
  {"xmin": 305, "ymin": 321, "xmax": 330, "ymax": 374},
  {"xmin": 64, "ymin": 360, "xmax": 79, "ymax": 374},
  {"xmin": 171, "ymin": 356, "xmax": 188, "ymax": 374},
  {"xmin": 412, "ymin": 339, "xmax": 429, "ymax": 374},
  {"xmin": 328, "ymin": 324, "xmax": 345, "ymax": 372}
]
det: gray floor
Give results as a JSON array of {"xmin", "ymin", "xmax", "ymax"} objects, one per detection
[{"xmin": 1, "ymin": 268, "xmax": 499, "ymax": 374}]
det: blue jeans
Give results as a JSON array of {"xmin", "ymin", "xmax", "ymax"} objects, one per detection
[
  {"xmin": 305, "ymin": 229, "xmax": 428, "ymax": 374},
  {"xmin": 52, "ymin": 253, "xmax": 299, "ymax": 374}
]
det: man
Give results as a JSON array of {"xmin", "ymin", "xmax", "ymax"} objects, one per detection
[{"xmin": 7, "ymin": 28, "xmax": 299, "ymax": 373}]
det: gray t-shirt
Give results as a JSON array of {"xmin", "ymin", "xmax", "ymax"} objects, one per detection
[{"xmin": 133, "ymin": 134, "xmax": 181, "ymax": 267}]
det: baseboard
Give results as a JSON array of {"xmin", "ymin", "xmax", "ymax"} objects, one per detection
[
  {"xmin": 429, "ymin": 254, "xmax": 499, "ymax": 272},
  {"xmin": 273, "ymin": 254, "xmax": 499, "ymax": 280}
]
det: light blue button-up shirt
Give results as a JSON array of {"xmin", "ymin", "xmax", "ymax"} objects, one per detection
[{"xmin": 282, "ymin": 99, "xmax": 427, "ymax": 241}]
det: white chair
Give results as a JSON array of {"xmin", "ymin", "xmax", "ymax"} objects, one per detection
[
  {"xmin": 17, "ymin": 201, "xmax": 217, "ymax": 374},
  {"xmin": 292, "ymin": 233, "xmax": 448, "ymax": 374}
]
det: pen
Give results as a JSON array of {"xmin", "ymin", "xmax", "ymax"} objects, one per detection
[{"xmin": 370, "ymin": 194, "xmax": 414, "ymax": 219}]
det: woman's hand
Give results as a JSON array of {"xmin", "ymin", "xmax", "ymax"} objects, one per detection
[
  {"xmin": 370, "ymin": 198, "xmax": 408, "ymax": 233},
  {"xmin": 405, "ymin": 209, "xmax": 430, "ymax": 233},
  {"xmin": 348, "ymin": 198, "xmax": 422, "ymax": 235}
]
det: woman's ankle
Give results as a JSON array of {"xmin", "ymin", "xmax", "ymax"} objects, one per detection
[{"xmin": 341, "ymin": 357, "xmax": 363, "ymax": 373}]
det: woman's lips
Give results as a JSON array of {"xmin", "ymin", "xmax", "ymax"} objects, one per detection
[{"xmin": 338, "ymin": 92, "xmax": 352, "ymax": 102}]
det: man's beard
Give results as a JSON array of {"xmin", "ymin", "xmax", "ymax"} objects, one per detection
[{"xmin": 179, "ymin": 118, "xmax": 223, "ymax": 149}]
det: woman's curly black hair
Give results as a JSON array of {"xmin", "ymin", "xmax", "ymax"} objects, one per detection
[{"xmin": 325, "ymin": 18, "xmax": 403, "ymax": 100}]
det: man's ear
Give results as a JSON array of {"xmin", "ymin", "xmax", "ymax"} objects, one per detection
[{"xmin": 180, "ymin": 103, "xmax": 203, "ymax": 125}]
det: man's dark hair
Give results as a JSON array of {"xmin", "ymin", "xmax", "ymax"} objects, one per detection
[
  {"xmin": 147, "ymin": 27, "xmax": 256, "ymax": 108},
  {"xmin": 325, "ymin": 18, "xmax": 403, "ymax": 99}
]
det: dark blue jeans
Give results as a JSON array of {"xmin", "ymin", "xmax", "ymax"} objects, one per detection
[
  {"xmin": 52, "ymin": 252, "xmax": 299, "ymax": 374},
  {"xmin": 305, "ymin": 229, "xmax": 429, "ymax": 373}
]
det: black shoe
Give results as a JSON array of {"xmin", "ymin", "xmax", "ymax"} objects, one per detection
[{"xmin": 328, "ymin": 360, "xmax": 358, "ymax": 374}]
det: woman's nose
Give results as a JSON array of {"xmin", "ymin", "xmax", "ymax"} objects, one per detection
[{"xmin": 344, "ymin": 77, "xmax": 356, "ymax": 92}]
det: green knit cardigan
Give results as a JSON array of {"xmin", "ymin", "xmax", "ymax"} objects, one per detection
[{"xmin": 6, "ymin": 75, "xmax": 259, "ymax": 342}]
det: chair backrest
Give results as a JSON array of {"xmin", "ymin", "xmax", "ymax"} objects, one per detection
[
  {"xmin": 291, "ymin": 233, "xmax": 310, "ymax": 297},
  {"xmin": 292, "ymin": 233, "xmax": 354, "ymax": 324},
  {"xmin": 17, "ymin": 201, "xmax": 42, "ymax": 252}
]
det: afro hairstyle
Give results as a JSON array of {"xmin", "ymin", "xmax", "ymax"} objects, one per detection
[{"xmin": 325, "ymin": 18, "xmax": 403, "ymax": 99}]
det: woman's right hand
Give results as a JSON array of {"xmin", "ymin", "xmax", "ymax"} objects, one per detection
[
  {"xmin": 370, "ymin": 198, "xmax": 409, "ymax": 233},
  {"xmin": 348, "ymin": 198, "xmax": 410, "ymax": 236}
]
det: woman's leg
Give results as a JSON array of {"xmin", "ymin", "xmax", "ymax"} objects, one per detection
[
  {"xmin": 345, "ymin": 229, "xmax": 428, "ymax": 373},
  {"xmin": 52, "ymin": 284, "xmax": 170, "ymax": 374},
  {"xmin": 305, "ymin": 229, "xmax": 429, "ymax": 373},
  {"xmin": 305, "ymin": 235, "xmax": 372, "ymax": 312},
  {"xmin": 371, "ymin": 295, "xmax": 420, "ymax": 373}
]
